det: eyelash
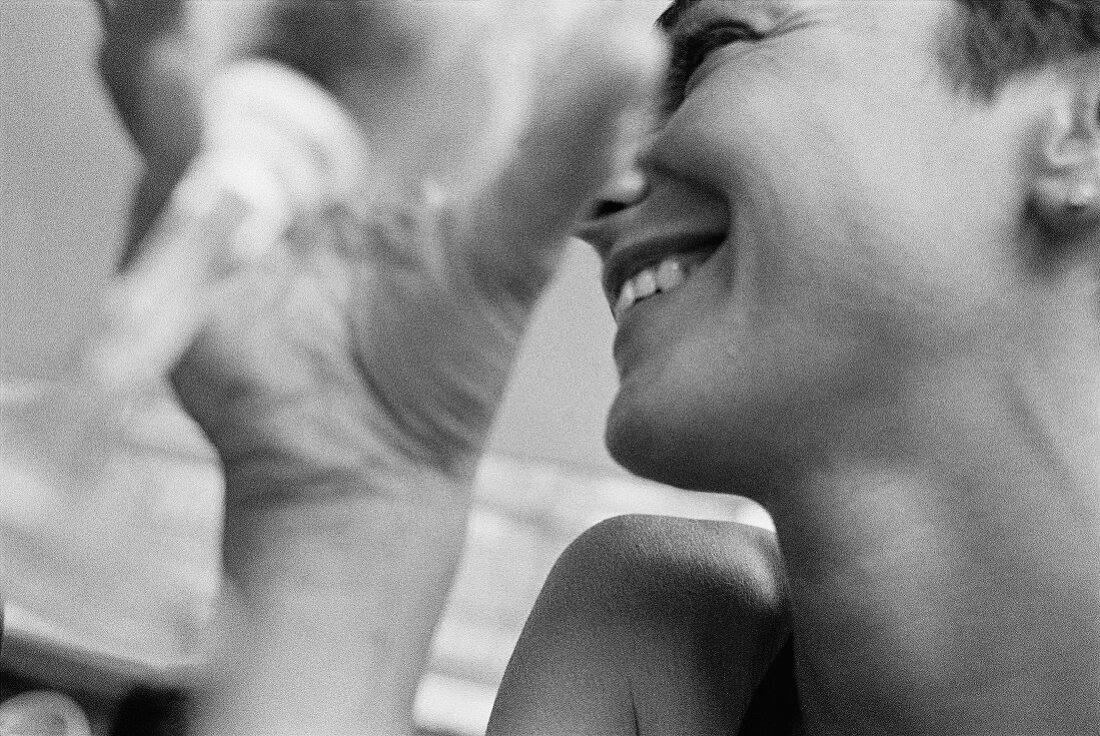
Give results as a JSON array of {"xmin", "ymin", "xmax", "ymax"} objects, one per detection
[{"xmin": 664, "ymin": 22, "xmax": 761, "ymax": 113}]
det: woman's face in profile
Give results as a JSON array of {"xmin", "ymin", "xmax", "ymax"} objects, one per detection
[{"xmin": 584, "ymin": 0, "xmax": 1039, "ymax": 492}]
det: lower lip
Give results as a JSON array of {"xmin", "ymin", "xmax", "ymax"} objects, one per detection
[
  {"xmin": 609, "ymin": 239, "xmax": 733, "ymax": 372},
  {"xmin": 611, "ymin": 275, "xmax": 694, "ymax": 375},
  {"xmin": 609, "ymin": 241, "xmax": 734, "ymax": 373}
]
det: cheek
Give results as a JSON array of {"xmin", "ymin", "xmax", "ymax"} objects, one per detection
[{"xmin": 725, "ymin": 94, "xmax": 1001, "ymax": 342}]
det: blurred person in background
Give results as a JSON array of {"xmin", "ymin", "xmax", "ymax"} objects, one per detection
[{"xmin": 4, "ymin": 1, "xmax": 666, "ymax": 734}]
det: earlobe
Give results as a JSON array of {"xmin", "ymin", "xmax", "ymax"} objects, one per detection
[{"xmin": 1031, "ymin": 57, "xmax": 1100, "ymax": 237}]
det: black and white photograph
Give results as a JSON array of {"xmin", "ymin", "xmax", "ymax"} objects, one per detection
[{"xmin": 2, "ymin": 1, "xmax": 1098, "ymax": 734}]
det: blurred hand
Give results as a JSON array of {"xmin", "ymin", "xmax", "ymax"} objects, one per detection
[{"xmin": 96, "ymin": 2, "xmax": 664, "ymax": 733}]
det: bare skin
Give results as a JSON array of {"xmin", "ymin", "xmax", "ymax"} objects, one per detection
[
  {"xmin": 498, "ymin": 1, "xmax": 1100, "ymax": 734},
  {"xmin": 488, "ymin": 515, "xmax": 799, "ymax": 736}
]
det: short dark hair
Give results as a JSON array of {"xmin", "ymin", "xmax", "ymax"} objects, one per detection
[{"xmin": 947, "ymin": 0, "xmax": 1100, "ymax": 98}]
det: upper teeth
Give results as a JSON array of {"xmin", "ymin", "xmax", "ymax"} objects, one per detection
[{"xmin": 614, "ymin": 253, "xmax": 702, "ymax": 321}]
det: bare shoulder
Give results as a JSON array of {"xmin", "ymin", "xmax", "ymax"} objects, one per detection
[
  {"xmin": 491, "ymin": 514, "xmax": 797, "ymax": 736},
  {"xmin": 551, "ymin": 514, "xmax": 789, "ymax": 619}
]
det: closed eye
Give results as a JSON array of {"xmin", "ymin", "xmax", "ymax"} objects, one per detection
[{"xmin": 664, "ymin": 21, "xmax": 761, "ymax": 114}]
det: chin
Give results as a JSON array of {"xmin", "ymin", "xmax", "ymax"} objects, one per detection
[
  {"xmin": 604, "ymin": 377, "xmax": 806, "ymax": 504},
  {"xmin": 604, "ymin": 397, "xmax": 704, "ymax": 490},
  {"xmin": 605, "ymin": 388, "xmax": 745, "ymax": 498}
]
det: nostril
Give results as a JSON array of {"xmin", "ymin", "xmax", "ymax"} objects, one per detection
[
  {"xmin": 591, "ymin": 199, "xmax": 629, "ymax": 220},
  {"xmin": 590, "ymin": 166, "xmax": 648, "ymax": 221}
]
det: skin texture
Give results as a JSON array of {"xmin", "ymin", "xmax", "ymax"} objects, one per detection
[
  {"xmin": 567, "ymin": 1, "xmax": 1100, "ymax": 734},
  {"xmin": 487, "ymin": 515, "xmax": 800, "ymax": 736},
  {"xmin": 95, "ymin": 2, "xmax": 665, "ymax": 734}
]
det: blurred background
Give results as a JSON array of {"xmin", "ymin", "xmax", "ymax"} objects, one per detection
[{"xmin": 1, "ymin": 3, "xmax": 767, "ymax": 734}]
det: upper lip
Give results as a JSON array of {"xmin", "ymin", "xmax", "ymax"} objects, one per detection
[{"xmin": 601, "ymin": 232, "xmax": 728, "ymax": 306}]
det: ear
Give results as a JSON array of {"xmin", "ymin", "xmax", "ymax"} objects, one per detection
[{"xmin": 1031, "ymin": 54, "xmax": 1100, "ymax": 239}]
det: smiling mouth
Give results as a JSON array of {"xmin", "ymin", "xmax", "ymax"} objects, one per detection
[{"xmin": 604, "ymin": 236, "xmax": 726, "ymax": 322}]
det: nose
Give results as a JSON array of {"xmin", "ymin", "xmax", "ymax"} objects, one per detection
[
  {"xmin": 591, "ymin": 165, "xmax": 648, "ymax": 219},
  {"xmin": 576, "ymin": 163, "xmax": 649, "ymax": 258}
]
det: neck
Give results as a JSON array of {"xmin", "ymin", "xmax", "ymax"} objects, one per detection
[{"xmin": 767, "ymin": 332, "xmax": 1100, "ymax": 735}]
